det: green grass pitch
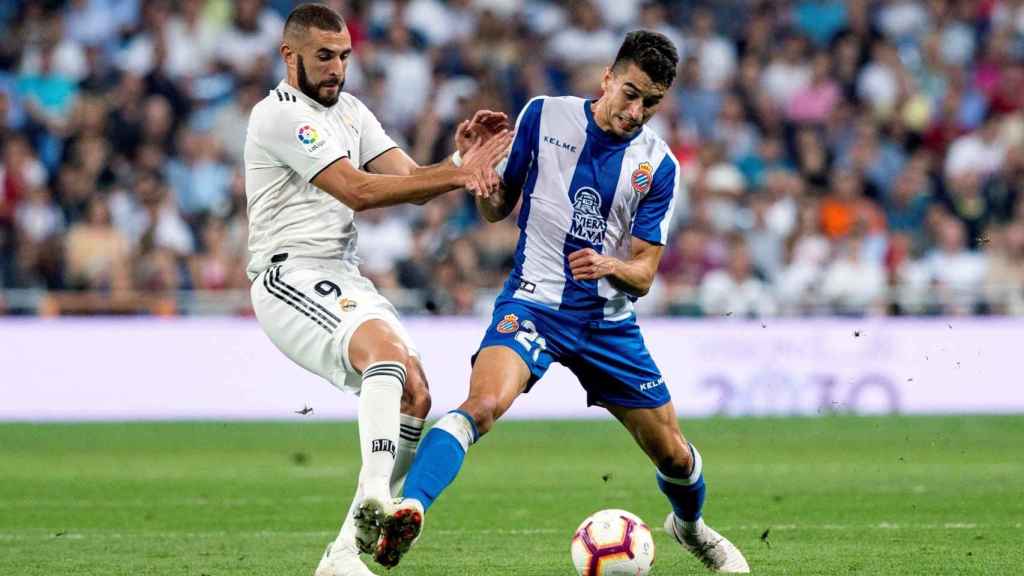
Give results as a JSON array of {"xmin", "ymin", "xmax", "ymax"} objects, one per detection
[{"xmin": 1, "ymin": 416, "xmax": 1021, "ymax": 575}]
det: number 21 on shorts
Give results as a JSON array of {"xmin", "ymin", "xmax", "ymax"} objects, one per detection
[{"xmin": 514, "ymin": 320, "xmax": 547, "ymax": 362}]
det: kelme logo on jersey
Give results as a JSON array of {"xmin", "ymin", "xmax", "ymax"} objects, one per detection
[
  {"xmin": 632, "ymin": 161, "xmax": 653, "ymax": 194},
  {"xmin": 496, "ymin": 313, "xmax": 520, "ymax": 334},
  {"xmin": 569, "ymin": 187, "xmax": 607, "ymax": 246},
  {"xmin": 296, "ymin": 124, "xmax": 326, "ymax": 153}
]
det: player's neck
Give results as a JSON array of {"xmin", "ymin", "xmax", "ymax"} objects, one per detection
[{"xmin": 589, "ymin": 98, "xmax": 614, "ymax": 134}]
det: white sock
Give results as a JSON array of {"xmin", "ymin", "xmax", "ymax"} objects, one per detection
[
  {"xmin": 332, "ymin": 414, "xmax": 423, "ymax": 557},
  {"xmin": 333, "ymin": 483, "xmax": 364, "ymax": 555},
  {"xmin": 392, "ymin": 413, "xmax": 424, "ymax": 497},
  {"xmin": 433, "ymin": 410, "xmax": 477, "ymax": 451},
  {"xmin": 357, "ymin": 361, "xmax": 405, "ymax": 503}
]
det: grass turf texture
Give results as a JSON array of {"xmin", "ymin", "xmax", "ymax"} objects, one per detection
[{"xmin": 1, "ymin": 416, "xmax": 1021, "ymax": 575}]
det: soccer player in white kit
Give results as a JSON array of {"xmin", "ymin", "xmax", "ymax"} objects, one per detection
[{"xmin": 244, "ymin": 5, "xmax": 511, "ymax": 576}]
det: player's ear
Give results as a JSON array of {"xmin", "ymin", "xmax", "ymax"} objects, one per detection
[
  {"xmin": 600, "ymin": 67, "xmax": 613, "ymax": 93},
  {"xmin": 280, "ymin": 42, "xmax": 294, "ymax": 67}
]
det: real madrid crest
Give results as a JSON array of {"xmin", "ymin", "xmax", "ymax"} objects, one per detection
[{"xmin": 631, "ymin": 161, "xmax": 653, "ymax": 194}]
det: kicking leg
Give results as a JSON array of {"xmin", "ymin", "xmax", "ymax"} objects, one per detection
[
  {"xmin": 374, "ymin": 345, "xmax": 530, "ymax": 567},
  {"xmin": 605, "ymin": 401, "xmax": 749, "ymax": 573},
  {"xmin": 317, "ymin": 320, "xmax": 412, "ymax": 575},
  {"xmin": 322, "ymin": 355, "xmax": 430, "ymax": 574}
]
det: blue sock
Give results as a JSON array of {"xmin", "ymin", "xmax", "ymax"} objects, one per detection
[
  {"xmin": 656, "ymin": 443, "xmax": 706, "ymax": 522},
  {"xmin": 401, "ymin": 410, "xmax": 478, "ymax": 512}
]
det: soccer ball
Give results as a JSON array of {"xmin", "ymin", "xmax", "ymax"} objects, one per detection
[{"xmin": 570, "ymin": 509, "xmax": 655, "ymax": 576}]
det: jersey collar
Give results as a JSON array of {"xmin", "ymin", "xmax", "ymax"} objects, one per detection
[{"xmin": 277, "ymin": 80, "xmax": 332, "ymax": 112}]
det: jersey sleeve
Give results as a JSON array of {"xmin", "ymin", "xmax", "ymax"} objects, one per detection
[
  {"xmin": 355, "ymin": 98, "xmax": 398, "ymax": 168},
  {"xmin": 253, "ymin": 103, "xmax": 351, "ymax": 182},
  {"xmin": 631, "ymin": 151, "xmax": 679, "ymax": 245},
  {"xmin": 498, "ymin": 96, "xmax": 545, "ymax": 191}
]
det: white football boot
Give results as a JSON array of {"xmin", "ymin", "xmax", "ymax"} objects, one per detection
[
  {"xmin": 664, "ymin": 513, "xmax": 750, "ymax": 573},
  {"xmin": 313, "ymin": 542, "xmax": 376, "ymax": 576},
  {"xmin": 373, "ymin": 498, "xmax": 424, "ymax": 568},
  {"xmin": 352, "ymin": 496, "xmax": 389, "ymax": 555}
]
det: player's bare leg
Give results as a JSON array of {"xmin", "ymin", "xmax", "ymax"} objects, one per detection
[
  {"xmin": 605, "ymin": 402, "xmax": 750, "ymax": 573},
  {"xmin": 374, "ymin": 345, "xmax": 529, "ymax": 567}
]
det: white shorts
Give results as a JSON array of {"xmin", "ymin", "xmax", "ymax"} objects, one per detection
[{"xmin": 250, "ymin": 257, "xmax": 418, "ymax": 394}]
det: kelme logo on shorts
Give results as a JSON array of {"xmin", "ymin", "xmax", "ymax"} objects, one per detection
[{"xmin": 496, "ymin": 313, "xmax": 519, "ymax": 334}]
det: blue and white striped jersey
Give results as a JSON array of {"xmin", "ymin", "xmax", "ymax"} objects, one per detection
[{"xmin": 497, "ymin": 95, "xmax": 680, "ymax": 321}]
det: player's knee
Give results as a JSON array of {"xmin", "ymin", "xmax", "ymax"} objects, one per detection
[
  {"xmin": 652, "ymin": 442, "xmax": 693, "ymax": 479},
  {"xmin": 356, "ymin": 340, "xmax": 409, "ymax": 373},
  {"xmin": 461, "ymin": 397, "xmax": 500, "ymax": 436}
]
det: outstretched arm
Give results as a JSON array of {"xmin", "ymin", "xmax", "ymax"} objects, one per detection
[
  {"xmin": 567, "ymin": 237, "xmax": 664, "ymax": 297},
  {"xmin": 312, "ymin": 131, "xmax": 511, "ymax": 211}
]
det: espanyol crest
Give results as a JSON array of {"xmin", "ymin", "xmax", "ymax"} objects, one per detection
[
  {"xmin": 631, "ymin": 161, "xmax": 653, "ymax": 194},
  {"xmin": 496, "ymin": 313, "xmax": 520, "ymax": 334}
]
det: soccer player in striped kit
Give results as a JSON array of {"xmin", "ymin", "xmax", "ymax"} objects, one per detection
[
  {"xmin": 381, "ymin": 31, "xmax": 750, "ymax": 573},
  {"xmin": 243, "ymin": 4, "xmax": 510, "ymax": 575}
]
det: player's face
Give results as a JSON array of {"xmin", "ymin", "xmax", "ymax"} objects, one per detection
[
  {"xmin": 599, "ymin": 63, "xmax": 668, "ymax": 138},
  {"xmin": 295, "ymin": 27, "xmax": 352, "ymax": 107}
]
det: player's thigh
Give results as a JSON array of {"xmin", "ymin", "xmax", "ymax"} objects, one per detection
[
  {"xmin": 465, "ymin": 302, "xmax": 562, "ymax": 431},
  {"xmin": 604, "ymin": 401, "xmax": 692, "ymax": 477},
  {"xmin": 347, "ymin": 318, "xmax": 410, "ymax": 372},
  {"xmin": 569, "ymin": 318, "xmax": 670, "ymax": 410},
  {"xmin": 251, "ymin": 265, "xmax": 349, "ymax": 387},
  {"xmin": 252, "ymin": 263, "xmax": 420, "ymax": 393}
]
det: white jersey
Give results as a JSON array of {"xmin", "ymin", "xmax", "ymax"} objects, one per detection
[{"xmin": 244, "ymin": 80, "xmax": 397, "ymax": 280}]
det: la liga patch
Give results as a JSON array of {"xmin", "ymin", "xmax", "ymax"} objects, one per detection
[{"xmin": 296, "ymin": 124, "xmax": 327, "ymax": 153}]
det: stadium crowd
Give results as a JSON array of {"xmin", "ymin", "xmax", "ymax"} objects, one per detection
[{"xmin": 2, "ymin": 0, "xmax": 1024, "ymax": 317}]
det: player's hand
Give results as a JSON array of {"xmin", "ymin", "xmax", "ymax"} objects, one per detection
[
  {"xmin": 455, "ymin": 110, "xmax": 512, "ymax": 155},
  {"xmin": 568, "ymin": 248, "xmax": 619, "ymax": 281},
  {"xmin": 459, "ymin": 129, "xmax": 512, "ymax": 198}
]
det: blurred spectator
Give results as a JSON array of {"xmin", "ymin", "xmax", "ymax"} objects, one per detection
[
  {"xmin": 686, "ymin": 7, "xmax": 736, "ymax": 91},
  {"xmin": 212, "ymin": 80, "xmax": 264, "ymax": 165},
  {"xmin": 165, "ymin": 128, "xmax": 232, "ymax": 220},
  {"xmin": 945, "ymin": 111, "xmax": 1009, "ymax": 178},
  {"xmin": 820, "ymin": 228, "xmax": 887, "ymax": 315},
  {"xmin": 786, "ymin": 50, "xmax": 841, "ymax": 124},
  {"xmin": 699, "ymin": 235, "xmax": 777, "ymax": 317},
  {"xmin": 64, "ymin": 195, "xmax": 132, "ymax": 291},
  {"xmin": 164, "ymin": 0, "xmax": 220, "ymax": 81},
  {"xmin": 984, "ymin": 221, "xmax": 1024, "ymax": 314},
  {"xmin": 857, "ymin": 39, "xmax": 907, "ymax": 117},
  {"xmin": 548, "ymin": 1, "xmax": 619, "ymax": 69},
  {"xmin": 215, "ymin": 0, "xmax": 283, "ymax": 78},
  {"xmin": 762, "ymin": 34, "xmax": 811, "ymax": 110},
  {"xmin": 903, "ymin": 215, "xmax": 988, "ymax": 314}
]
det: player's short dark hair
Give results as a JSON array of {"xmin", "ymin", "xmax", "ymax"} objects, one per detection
[
  {"xmin": 284, "ymin": 3, "xmax": 345, "ymax": 37},
  {"xmin": 612, "ymin": 30, "xmax": 679, "ymax": 88}
]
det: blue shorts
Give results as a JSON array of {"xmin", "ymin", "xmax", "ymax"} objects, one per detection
[{"xmin": 473, "ymin": 299, "xmax": 670, "ymax": 409}]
